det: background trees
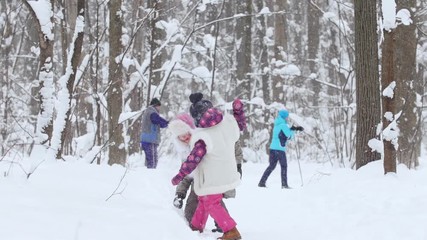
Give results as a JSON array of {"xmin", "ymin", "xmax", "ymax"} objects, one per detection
[{"xmin": 1, "ymin": 0, "xmax": 426, "ymax": 171}]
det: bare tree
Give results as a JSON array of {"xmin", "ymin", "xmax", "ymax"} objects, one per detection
[
  {"xmin": 272, "ymin": 0, "xmax": 287, "ymax": 103},
  {"xmin": 235, "ymin": 0, "xmax": 252, "ymax": 100},
  {"xmin": 307, "ymin": 0, "xmax": 321, "ymax": 106},
  {"xmin": 394, "ymin": 0, "xmax": 419, "ymax": 169},
  {"xmin": 0, "ymin": 0, "xmax": 13, "ymax": 154},
  {"xmin": 354, "ymin": 0, "xmax": 381, "ymax": 169},
  {"xmin": 56, "ymin": 0, "xmax": 85, "ymax": 159},
  {"xmin": 108, "ymin": 0, "xmax": 126, "ymax": 165},
  {"xmin": 147, "ymin": 0, "xmax": 167, "ymax": 104},
  {"xmin": 126, "ymin": 0, "xmax": 145, "ymax": 156},
  {"xmin": 23, "ymin": 0, "xmax": 55, "ymax": 147},
  {"xmin": 381, "ymin": 25, "xmax": 397, "ymax": 174}
]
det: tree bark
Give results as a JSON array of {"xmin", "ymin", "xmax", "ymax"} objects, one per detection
[
  {"xmin": 24, "ymin": 0, "xmax": 55, "ymax": 146},
  {"xmin": 0, "ymin": 0, "xmax": 13, "ymax": 153},
  {"xmin": 354, "ymin": 0, "xmax": 381, "ymax": 169},
  {"xmin": 307, "ymin": 0, "xmax": 321, "ymax": 106},
  {"xmin": 235, "ymin": 0, "xmax": 252, "ymax": 100},
  {"xmin": 272, "ymin": 0, "xmax": 287, "ymax": 103},
  {"xmin": 381, "ymin": 29, "xmax": 397, "ymax": 174},
  {"xmin": 56, "ymin": 0, "xmax": 85, "ymax": 159},
  {"xmin": 394, "ymin": 0, "xmax": 419, "ymax": 169},
  {"xmin": 127, "ymin": 0, "xmax": 145, "ymax": 156},
  {"xmin": 108, "ymin": 0, "xmax": 126, "ymax": 166},
  {"xmin": 147, "ymin": 0, "xmax": 167, "ymax": 104}
]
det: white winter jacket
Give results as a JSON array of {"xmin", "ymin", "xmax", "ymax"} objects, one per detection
[{"xmin": 190, "ymin": 114, "xmax": 241, "ymax": 196}]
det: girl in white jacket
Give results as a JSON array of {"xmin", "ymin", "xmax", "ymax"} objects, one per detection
[{"xmin": 171, "ymin": 93, "xmax": 246, "ymax": 240}]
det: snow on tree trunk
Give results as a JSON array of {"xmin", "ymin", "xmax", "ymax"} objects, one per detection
[
  {"xmin": 381, "ymin": 28, "xmax": 397, "ymax": 174},
  {"xmin": 53, "ymin": 0, "xmax": 85, "ymax": 160},
  {"xmin": 24, "ymin": 0, "xmax": 55, "ymax": 161}
]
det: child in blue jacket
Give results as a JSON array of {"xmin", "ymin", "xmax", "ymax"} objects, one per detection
[{"xmin": 258, "ymin": 109, "xmax": 303, "ymax": 189}]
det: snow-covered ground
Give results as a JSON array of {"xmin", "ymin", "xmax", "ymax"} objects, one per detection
[{"xmin": 1, "ymin": 155, "xmax": 426, "ymax": 240}]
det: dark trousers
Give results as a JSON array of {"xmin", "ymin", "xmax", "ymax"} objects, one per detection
[
  {"xmin": 259, "ymin": 149, "xmax": 288, "ymax": 187},
  {"xmin": 141, "ymin": 142, "xmax": 158, "ymax": 168}
]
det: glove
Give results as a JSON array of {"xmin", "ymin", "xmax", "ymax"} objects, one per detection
[
  {"xmin": 171, "ymin": 172, "xmax": 184, "ymax": 186},
  {"xmin": 232, "ymin": 98, "xmax": 244, "ymax": 112},
  {"xmin": 173, "ymin": 193, "xmax": 185, "ymax": 209},
  {"xmin": 290, "ymin": 126, "xmax": 304, "ymax": 132},
  {"xmin": 237, "ymin": 163, "xmax": 242, "ymax": 179}
]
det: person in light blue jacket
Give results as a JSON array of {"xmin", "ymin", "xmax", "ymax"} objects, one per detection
[{"xmin": 258, "ymin": 109, "xmax": 303, "ymax": 189}]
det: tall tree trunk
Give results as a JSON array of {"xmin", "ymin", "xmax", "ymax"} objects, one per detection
[
  {"xmin": 147, "ymin": 0, "xmax": 167, "ymax": 103},
  {"xmin": 108, "ymin": 0, "xmax": 126, "ymax": 166},
  {"xmin": 394, "ymin": 0, "xmax": 419, "ymax": 169},
  {"xmin": 59, "ymin": 0, "xmax": 68, "ymax": 74},
  {"xmin": 381, "ymin": 29, "xmax": 397, "ymax": 174},
  {"xmin": 56, "ymin": 0, "xmax": 85, "ymax": 159},
  {"xmin": 272, "ymin": 0, "xmax": 287, "ymax": 103},
  {"xmin": 235, "ymin": 0, "xmax": 252, "ymax": 147},
  {"xmin": 354, "ymin": 0, "xmax": 381, "ymax": 169},
  {"xmin": 307, "ymin": 0, "xmax": 321, "ymax": 107},
  {"xmin": 24, "ymin": 0, "xmax": 55, "ymax": 146},
  {"xmin": 127, "ymin": 0, "xmax": 145, "ymax": 156},
  {"xmin": 256, "ymin": 0, "xmax": 270, "ymax": 104},
  {"xmin": 235, "ymin": 0, "xmax": 252, "ymax": 100},
  {"xmin": 290, "ymin": 1, "xmax": 305, "ymax": 66},
  {"xmin": 0, "ymin": 0, "xmax": 13, "ymax": 154}
]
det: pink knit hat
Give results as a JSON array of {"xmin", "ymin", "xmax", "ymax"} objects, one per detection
[
  {"xmin": 176, "ymin": 113, "xmax": 195, "ymax": 129},
  {"xmin": 169, "ymin": 113, "xmax": 195, "ymax": 137}
]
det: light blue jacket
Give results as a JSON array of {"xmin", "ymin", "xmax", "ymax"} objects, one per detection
[{"xmin": 269, "ymin": 112, "xmax": 294, "ymax": 151}]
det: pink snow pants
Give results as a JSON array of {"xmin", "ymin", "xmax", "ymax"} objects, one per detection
[{"xmin": 191, "ymin": 194, "xmax": 236, "ymax": 232}]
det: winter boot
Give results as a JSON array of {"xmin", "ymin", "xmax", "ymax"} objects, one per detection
[
  {"xmin": 212, "ymin": 226, "xmax": 223, "ymax": 233},
  {"xmin": 282, "ymin": 185, "xmax": 291, "ymax": 189},
  {"xmin": 258, "ymin": 182, "xmax": 266, "ymax": 187},
  {"xmin": 217, "ymin": 227, "xmax": 241, "ymax": 240},
  {"xmin": 212, "ymin": 222, "xmax": 223, "ymax": 233}
]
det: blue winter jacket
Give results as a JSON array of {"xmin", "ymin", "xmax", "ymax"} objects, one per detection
[
  {"xmin": 269, "ymin": 113, "xmax": 294, "ymax": 151},
  {"xmin": 140, "ymin": 106, "xmax": 168, "ymax": 144}
]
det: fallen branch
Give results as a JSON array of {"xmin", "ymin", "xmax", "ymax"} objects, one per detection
[{"xmin": 105, "ymin": 167, "xmax": 129, "ymax": 201}]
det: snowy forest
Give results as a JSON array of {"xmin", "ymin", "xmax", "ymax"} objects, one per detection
[{"xmin": 1, "ymin": 0, "xmax": 427, "ymax": 174}]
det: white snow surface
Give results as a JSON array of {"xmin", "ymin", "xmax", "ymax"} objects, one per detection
[{"xmin": 1, "ymin": 154, "xmax": 427, "ymax": 240}]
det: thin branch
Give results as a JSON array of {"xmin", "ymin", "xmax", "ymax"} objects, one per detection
[
  {"xmin": 194, "ymin": 10, "xmax": 286, "ymax": 33},
  {"xmin": 105, "ymin": 167, "xmax": 129, "ymax": 201},
  {"xmin": 309, "ymin": 0, "xmax": 354, "ymax": 53}
]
